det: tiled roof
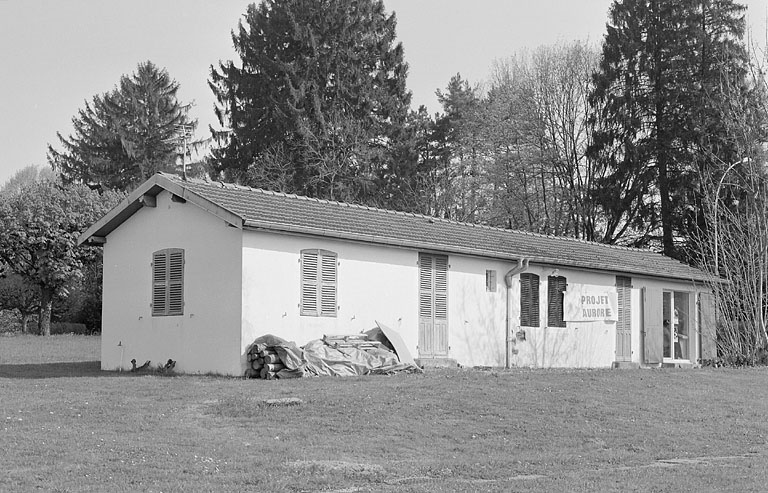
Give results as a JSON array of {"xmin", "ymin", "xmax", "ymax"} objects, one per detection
[{"xmin": 162, "ymin": 174, "xmax": 709, "ymax": 282}]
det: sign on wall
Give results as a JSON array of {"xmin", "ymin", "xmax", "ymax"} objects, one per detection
[{"xmin": 564, "ymin": 284, "xmax": 618, "ymax": 322}]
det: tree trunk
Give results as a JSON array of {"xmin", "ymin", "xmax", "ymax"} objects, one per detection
[
  {"xmin": 38, "ymin": 286, "xmax": 53, "ymax": 336},
  {"xmin": 20, "ymin": 312, "xmax": 29, "ymax": 334}
]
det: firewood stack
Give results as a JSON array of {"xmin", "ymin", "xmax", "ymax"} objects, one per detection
[{"xmin": 245, "ymin": 346, "xmax": 286, "ymax": 379}]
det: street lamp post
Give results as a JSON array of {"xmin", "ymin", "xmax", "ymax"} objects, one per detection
[{"xmin": 713, "ymin": 158, "xmax": 747, "ymax": 275}]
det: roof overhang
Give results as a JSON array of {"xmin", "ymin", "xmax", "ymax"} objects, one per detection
[{"xmin": 77, "ymin": 173, "xmax": 244, "ymax": 246}]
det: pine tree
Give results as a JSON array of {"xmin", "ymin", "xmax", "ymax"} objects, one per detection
[
  {"xmin": 209, "ymin": 0, "xmax": 413, "ymax": 206},
  {"xmin": 588, "ymin": 0, "xmax": 748, "ymax": 257},
  {"xmin": 49, "ymin": 61, "xmax": 201, "ymax": 191}
]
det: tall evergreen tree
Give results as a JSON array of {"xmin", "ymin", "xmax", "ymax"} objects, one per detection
[
  {"xmin": 49, "ymin": 61, "xmax": 201, "ymax": 191},
  {"xmin": 589, "ymin": 0, "xmax": 748, "ymax": 257},
  {"xmin": 209, "ymin": 0, "xmax": 413, "ymax": 206}
]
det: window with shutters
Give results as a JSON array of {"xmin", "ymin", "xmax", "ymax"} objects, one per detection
[
  {"xmin": 300, "ymin": 249, "xmax": 337, "ymax": 317},
  {"xmin": 486, "ymin": 270, "xmax": 497, "ymax": 292},
  {"xmin": 151, "ymin": 248, "xmax": 184, "ymax": 317},
  {"xmin": 547, "ymin": 275, "xmax": 567, "ymax": 328},
  {"xmin": 520, "ymin": 273, "xmax": 540, "ymax": 327}
]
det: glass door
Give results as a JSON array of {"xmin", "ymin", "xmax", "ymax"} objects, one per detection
[{"xmin": 663, "ymin": 291, "xmax": 690, "ymax": 361}]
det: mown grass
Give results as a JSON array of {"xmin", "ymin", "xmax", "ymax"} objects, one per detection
[{"xmin": 1, "ymin": 334, "xmax": 767, "ymax": 492}]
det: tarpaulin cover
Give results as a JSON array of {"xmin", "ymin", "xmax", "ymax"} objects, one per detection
[{"xmin": 247, "ymin": 329, "xmax": 422, "ymax": 378}]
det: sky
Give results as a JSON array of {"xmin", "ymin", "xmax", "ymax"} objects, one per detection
[{"xmin": 1, "ymin": 0, "xmax": 766, "ymax": 187}]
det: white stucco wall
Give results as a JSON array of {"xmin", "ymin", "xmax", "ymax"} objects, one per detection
[
  {"xmin": 240, "ymin": 231, "xmax": 419, "ymax": 364},
  {"xmin": 509, "ymin": 266, "xmax": 618, "ymax": 368},
  {"xmin": 101, "ymin": 191, "xmax": 242, "ymax": 375},
  {"xmin": 444, "ymin": 255, "xmax": 508, "ymax": 367}
]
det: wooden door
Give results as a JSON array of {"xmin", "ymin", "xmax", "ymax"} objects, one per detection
[
  {"xmin": 643, "ymin": 286, "xmax": 663, "ymax": 364},
  {"xmin": 418, "ymin": 253, "xmax": 449, "ymax": 357},
  {"xmin": 615, "ymin": 276, "xmax": 632, "ymax": 362}
]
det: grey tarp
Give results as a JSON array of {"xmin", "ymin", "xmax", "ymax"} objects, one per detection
[{"xmin": 247, "ymin": 330, "xmax": 422, "ymax": 378}]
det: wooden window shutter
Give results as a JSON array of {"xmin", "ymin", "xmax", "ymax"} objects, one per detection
[
  {"xmin": 300, "ymin": 250, "xmax": 319, "ymax": 316},
  {"xmin": 320, "ymin": 251, "xmax": 337, "ymax": 317},
  {"xmin": 520, "ymin": 273, "xmax": 540, "ymax": 327},
  {"xmin": 547, "ymin": 275, "xmax": 567, "ymax": 328},
  {"xmin": 434, "ymin": 255, "xmax": 448, "ymax": 320},
  {"xmin": 152, "ymin": 251, "xmax": 168, "ymax": 316},
  {"xmin": 418, "ymin": 254, "xmax": 433, "ymax": 318},
  {"xmin": 616, "ymin": 276, "xmax": 632, "ymax": 331},
  {"xmin": 168, "ymin": 249, "xmax": 184, "ymax": 316},
  {"xmin": 152, "ymin": 248, "xmax": 184, "ymax": 317},
  {"xmin": 301, "ymin": 249, "xmax": 337, "ymax": 317}
]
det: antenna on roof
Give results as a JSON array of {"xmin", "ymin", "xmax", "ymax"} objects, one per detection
[{"xmin": 176, "ymin": 124, "xmax": 194, "ymax": 181}]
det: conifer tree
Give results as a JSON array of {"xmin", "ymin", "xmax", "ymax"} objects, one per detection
[
  {"xmin": 589, "ymin": 0, "xmax": 748, "ymax": 257},
  {"xmin": 209, "ymin": 0, "xmax": 413, "ymax": 206},
  {"xmin": 49, "ymin": 61, "xmax": 201, "ymax": 191}
]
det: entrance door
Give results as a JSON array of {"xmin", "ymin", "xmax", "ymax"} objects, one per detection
[
  {"xmin": 643, "ymin": 286, "xmax": 663, "ymax": 364},
  {"xmin": 418, "ymin": 253, "xmax": 449, "ymax": 357},
  {"xmin": 663, "ymin": 291, "xmax": 690, "ymax": 360},
  {"xmin": 615, "ymin": 276, "xmax": 632, "ymax": 362}
]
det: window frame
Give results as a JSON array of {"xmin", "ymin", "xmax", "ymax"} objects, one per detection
[
  {"xmin": 520, "ymin": 273, "xmax": 540, "ymax": 327},
  {"xmin": 300, "ymin": 249, "xmax": 338, "ymax": 317},
  {"xmin": 151, "ymin": 248, "xmax": 184, "ymax": 317},
  {"xmin": 485, "ymin": 269, "xmax": 497, "ymax": 292}
]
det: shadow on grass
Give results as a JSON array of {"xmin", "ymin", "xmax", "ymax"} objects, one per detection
[{"xmin": 0, "ymin": 361, "xmax": 126, "ymax": 379}]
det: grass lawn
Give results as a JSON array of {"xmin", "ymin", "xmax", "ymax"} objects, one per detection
[{"xmin": 1, "ymin": 334, "xmax": 767, "ymax": 492}]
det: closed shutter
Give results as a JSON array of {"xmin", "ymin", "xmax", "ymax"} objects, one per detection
[
  {"xmin": 301, "ymin": 249, "xmax": 337, "ymax": 317},
  {"xmin": 434, "ymin": 255, "xmax": 448, "ymax": 321},
  {"xmin": 418, "ymin": 253, "xmax": 449, "ymax": 357},
  {"xmin": 152, "ymin": 251, "xmax": 168, "ymax": 316},
  {"xmin": 301, "ymin": 250, "xmax": 319, "ymax": 316},
  {"xmin": 168, "ymin": 250, "xmax": 184, "ymax": 316},
  {"xmin": 520, "ymin": 273, "xmax": 540, "ymax": 327},
  {"xmin": 615, "ymin": 276, "xmax": 632, "ymax": 361},
  {"xmin": 320, "ymin": 252, "xmax": 337, "ymax": 317},
  {"xmin": 418, "ymin": 254, "xmax": 433, "ymax": 319},
  {"xmin": 152, "ymin": 248, "xmax": 184, "ymax": 317},
  {"xmin": 547, "ymin": 275, "xmax": 567, "ymax": 328}
]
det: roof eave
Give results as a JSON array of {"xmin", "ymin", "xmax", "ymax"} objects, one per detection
[
  {"xmin": 77, "ymin": 173, "xmax": 244, "ymax": 246},
  {"xmin": 241, "ymin": 221, "xmax": 712, "ymax": 283}
]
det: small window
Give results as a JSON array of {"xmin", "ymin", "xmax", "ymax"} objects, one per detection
[
  {"xmin": 547, "ymin": 275, "xmax": 567, "ymax": 328},
  {"xmin": 152, "ymin": 248, "xmax": 184, "ymax": 317},
  {"xmin": 520, "ymin": 273, "xmax": 540, "ymax": 327},
  {"xmin": 485, "ymin": 270, "xmax": 497, "ymax": 292},
  {"xmin": 301, "ymin": 249, "xmax": 337, "ymax": 317}
]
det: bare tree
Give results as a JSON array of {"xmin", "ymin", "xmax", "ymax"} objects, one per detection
[
  {"xmin": 481, "ymin": 42, "xmax": 599, "ymax": 236},
  {"xmin": 692, "ymin": 47, "xmax": 768, "ymax": 364}
]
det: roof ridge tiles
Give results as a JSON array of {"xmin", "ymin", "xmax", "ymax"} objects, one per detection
[{"xmin": 165, "ymin": 172, "xmax": 663, "ymax": 257}]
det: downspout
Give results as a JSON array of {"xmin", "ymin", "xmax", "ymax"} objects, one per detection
[{"xmin": 505, "ymin": 258, "xmax": 530, "ymax": 368}]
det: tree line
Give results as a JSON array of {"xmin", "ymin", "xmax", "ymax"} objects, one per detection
[{"xmin": 2, "ymin": 0, "xmax": 766, "ymax": 360}]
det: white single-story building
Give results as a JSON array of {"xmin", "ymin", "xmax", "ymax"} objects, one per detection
[{"xmin": 78, "ymin": 172, "xmax": 716, "ymax": 375}]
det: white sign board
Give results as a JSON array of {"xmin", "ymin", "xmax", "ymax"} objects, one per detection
[{"xmin": 564, "ymin": 284, "xmax": 618, "ymax": 322}]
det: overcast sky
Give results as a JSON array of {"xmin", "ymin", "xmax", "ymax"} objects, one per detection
[{"xmin": 1, "ymin": 0, "xmax": 766, "ymax": 186}]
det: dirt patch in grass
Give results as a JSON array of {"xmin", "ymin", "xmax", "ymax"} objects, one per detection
[{"xmin": 292, "ymin": 459, "xmax": 386, "ymax": 478}]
